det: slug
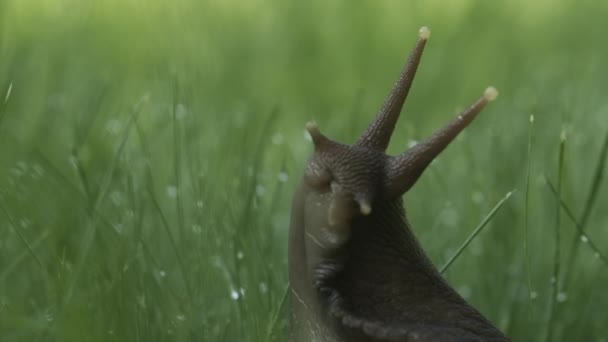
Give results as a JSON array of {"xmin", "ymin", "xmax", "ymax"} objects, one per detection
[{"xmin": 288, "ymin": 27, "xmax": 509, "ymax": 342}]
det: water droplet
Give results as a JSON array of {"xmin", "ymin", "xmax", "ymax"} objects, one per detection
[
  {"xmin": 4, "ymin": 82, "xmax": 12, "ymax": 103},
  {"xmin": 272, "ymin": 133, "xmax": 284, "ymax": 145},
  {"xmin": 237, "ymin": 251, "xmax": 244, "ymax": 260},
  {"xmin": 580, "ymin": 235, "xmax": 589, "ymax": 243},
  {"xmin": 472, "ymin": 191, "xmax": 484, "ymax": 204},
  {"xmin": 255, "ymin": 185, "xmax": 266, "ymax": 197},
  {"xmin": 530, "ymin": 291, "xmax": 538, "ymax": 299},
  {"xmin": 113, "ymin": 223, "xmax": 125, "ymax": 234},
  {"xmin": 233, "ymin": 107, "xmax": 246, "ymax": 127},
  {"xmin": 17, "ymin": 161, "xmax": 27, "ymax": 172},
  {"xmin": 594, "ymin": 252, "xmax": 601, "ymax": 259},
  {"xmin": 192, "ymin": 224, "xmax": 202, "ymax": 234},
  {"xmin": 278, "ymin": 171, "xmax": 288, "ymax": 183},
  {"xmin": 126, "ymin": 210, "xmax": 135, "ymax": 219},
  {"xmin": 44, "ymin": 311, "xmax": 54, "ymax": 322},
  {"xmin": 10, "ymin": 166, "xmax": 24, "ymax": 177},
  {"xmin": 19, "ymin": 218, "xmax": 31, "ymax": 229},
  {"xmin": 259, "ymin": 282, "xmax": 268, "ymax": 294},
  {"xmin": 440, "ymin": 207, "xmax": 460, "ymax": 228},
  {"xmin": 159, "ymin": 270, "xmax": 167, "ymax": 278},
  {"xmin": 110, "ymin": 190, "xmax": 125, "ymax": 206},
  {"xmin": 230, "ymin": 289, "xmax": 240, "ymax": 300},
  {"xmin": 166, "ymin": 186, "xmax": 178, "ymax": 198},
  {"xmin": 68, "ymin": 156, "xmax": 78, "ymax": 169},
  {"xmin": 407, "ymin": 140, "xmax": 418, "ymax": 148},
  {"xmin": 105, "ymin": 119, "xmax": 122, "ymax": 135},
  {"xmin": 557, "ymin": 292, "xmax": 568, "ymax": 303},
  {"xmin": 176, "ymin": 104, "xmax": 188, "ymax": 120},
  {"xmin": 32, "ymin": 163, "xmax": 45, "ymax": 179},
  {"xmin": 137, "ymin": 294, "xmax": 146, "ymax": 308},
  {"xmin": 210, "ymin": 255, "xmax": 222, "ymax": 267},
  {"xmin": 176, "ymin": 314, "xmax": 186, "ymax": 321}
]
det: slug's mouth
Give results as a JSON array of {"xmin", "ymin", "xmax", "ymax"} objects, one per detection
[{"xmin": 302, "ymin": 186, "xmax": 359, "ymax": 249}]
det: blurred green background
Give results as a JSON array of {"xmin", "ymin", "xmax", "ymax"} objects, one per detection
[{"xmin": 1, "ymin": 0, "xmax": 607, "ymax": 341}]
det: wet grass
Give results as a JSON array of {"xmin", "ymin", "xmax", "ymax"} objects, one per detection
[{"xmin": 1, "ymin": 0, "xmax": 608, "ymax": 341}]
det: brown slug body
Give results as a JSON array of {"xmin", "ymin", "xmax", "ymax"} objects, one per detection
[{"xmin": 288, "ymin": 27, "xmax": 509, "ymax": 342}]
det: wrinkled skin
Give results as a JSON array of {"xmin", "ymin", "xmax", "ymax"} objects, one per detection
[{"xmin": 288, "ymin": 27, "xmax": 509, "ymax": 342}]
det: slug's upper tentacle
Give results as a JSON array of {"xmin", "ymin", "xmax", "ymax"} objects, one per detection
[
  {"xmin": 306, "ymin": 121, "xmax": 332, "ymax": 150},
  {"xmin": 385, "ymin": 87, "xmax": 499, "ymax": 198},
  {"xmin": 356, "ymin": 26, "xmax": 430, "ymax": 151}
]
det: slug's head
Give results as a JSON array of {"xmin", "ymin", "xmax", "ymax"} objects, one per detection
[{"xmin": 300, "ymin": 26, "xmax": 498, "ymax": 234}]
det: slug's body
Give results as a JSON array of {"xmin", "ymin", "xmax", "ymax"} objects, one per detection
[{"xmin": 288, "ymin": 27, "xmax": 509, "ymax": 341}]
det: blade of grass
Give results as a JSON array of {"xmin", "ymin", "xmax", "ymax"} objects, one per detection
[
  {"xmin": 523, "ymin": 114, "xmax": 534, "ymax": 303},
  {"xmin": 0, "ymin": 229, "xmax": 49, "ymax": 282},
  {"xmin": 546, "ymin": 179, "xmax": 608, "ymax": 266},
  {"xmin": 264, "ymin": 282, "xmax": 289, "ymax": 341},
  {"xmin": 37, "ymin": 95, "xmax": 148, "ymax": 342},
  {"xmin": 34, "ymin": 153, "xmax": 116, "ymax": 233},
  {"xmin": 228, "ymin": 107, "xmax": 279, "ymax": 339},
  {"xmin": 544, "ymin": 130, "xmax": 567, "ymax": 342},
  {"xmin": 0, "ymin": 82, "xmax": 13, "ymax": 126},
  {"xmin": 3, "ymin": 82, "xmax": 11, "ymax": 103},
  {"xmin": 563, "ymin": 128, "xmax": 608, "ymax": 286},
  {"xmin": 440, "ymin": 189, "xmax": 514, "ymax": 274},
  {"xmin": 73, "ymin": 87, "xmax": 107, "ymax": 150},
  {"xmin": 171, "ymin": 79, "xmax": 186, "ymax": 244},
  {"xmin": 70, "ymin": 151, "xmax": 93, "ymax": 205},
  {"xmin": 0, "ymin": 201, "xmax": 45, "ymax": 271},
  {"xmin": 148, "ymin": 194, "xmax": 194, "ymax": 302},
  {"xmin": 134, "ymin": 117, "xmax": 194, "ymax": 303}
]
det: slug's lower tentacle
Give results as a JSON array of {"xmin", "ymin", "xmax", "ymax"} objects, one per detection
[{"xmin": 385, "ymin": 87, "xmax": 498, "ymax": 197}]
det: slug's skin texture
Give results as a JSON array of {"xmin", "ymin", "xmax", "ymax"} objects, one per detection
[{"xmin": 288, "ymin": 27, "xmax": 509, "ymax": 342}]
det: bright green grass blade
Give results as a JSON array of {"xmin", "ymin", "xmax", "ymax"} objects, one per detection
[
  {"xmin": 523, "ymin": 115, "xmax": 534, "ymax": 304},
  {"xmin": 563, "ymin": 128, "xmax": 608, "ymax": 286},
  {"xmin": 264, "ymin": 282, "xmax": 289, "ymax": 341},
  {"xmin": 0, "ymin": 82, "xmax": 12, "ymax": 125},
  {"xmin": 544, "ymin": 130, "xmax": 566, "ymax": 342},
  {"xmin": 0, "ymin": 201, "xmax": 44, "ymax": 271},
  {"xmin": 440, "ymin": 190, "xmax": 515, "ymax": 274},
  {"xmin": 546, "ymin": 179, "xmax": 608, "ymax": 266}
]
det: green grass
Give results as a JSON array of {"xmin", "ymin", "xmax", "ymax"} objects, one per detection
[{"xmin": 1, "ymin": 0, "xmax": 608, "ymax": 341}]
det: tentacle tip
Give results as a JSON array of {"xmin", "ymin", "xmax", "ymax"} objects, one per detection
[
  {"xmin": 305, "ymin": 120, "xmax": 319, "ymax": 134},
  {"xmin": 306, "ymin": 121, "xmax": 324, "ymax": 145},
  {"xmin": 360, "ymin": 202, "xmax": 372, "ymax": 216},
  {"xmin": 418, "ymin": 26, "xmax": 431, "ymax": 40},
  {"xmin": 484, "ymin": 86, "xmax": 499, "ymax": 102},
  {"xmin": 355, "ymin": 196, "xmax": 372, "ymax": 215}
]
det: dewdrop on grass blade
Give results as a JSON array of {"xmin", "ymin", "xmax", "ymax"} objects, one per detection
[{"xmin": 4, "ymin": 82, "xmax": 12, "ymax": 103}]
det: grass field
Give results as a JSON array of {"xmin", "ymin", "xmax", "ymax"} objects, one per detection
[{"xmin": 1, "ymin": 0, "xmax": 607, "ymax": 341}]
